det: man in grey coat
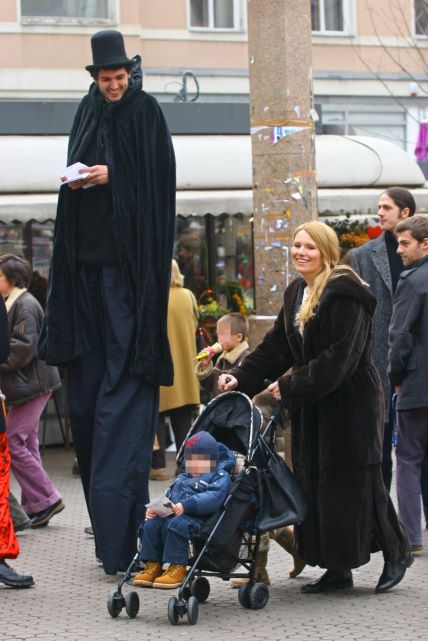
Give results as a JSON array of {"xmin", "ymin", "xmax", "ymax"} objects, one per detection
[
  {"xmin": 389, "ymin": 215, "xmax": 428, "ymax": 553},
  {"xmin": 350, "ymin": 187, "xmax": 415, "ymax": 490}
]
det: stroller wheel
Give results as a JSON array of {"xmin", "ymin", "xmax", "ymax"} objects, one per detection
[
  {"xmin": 249, "ymin": 582, "xmax": 269, "ymax": 610},
  {"xmin": 168, "ymin": 597, "xmax": 180, "ymax": 625},
  {"xmin": 107, "ymin": 590, "xmax": 124, "ymax": 618},
  {"xmin": 187, "ymin": 596, "xmax": 199, "ymax": 625},
  {"xmin": 238, "ymin": 583, "xmax": 252, "ymax": 609},
  {"xmin": 191, "ymin": 577, "xmax": 210, "ymax": 603},
  {"xmin": 125, "ymin": 591, "xmax": 140, "ymax": 618}
]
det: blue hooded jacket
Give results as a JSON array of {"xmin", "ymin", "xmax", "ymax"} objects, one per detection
[{"xmin": 140, "ymin": 442, "xmax": 235, "ymax": 542}]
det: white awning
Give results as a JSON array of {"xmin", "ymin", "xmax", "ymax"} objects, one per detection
[
  {"xmin": 0, "ymin": 190, "xmax": 254, "ymax": 223},
  {"xmin": 0, "ymin": 134, "xmax": 425, "ymax": 194},
  {"xmin": 0, "ymin": 132, "xmax": 426, "ymax": 223},
  {"xmin": 2, "ymin": 187, "xmax": 428, "ymax": 224}
]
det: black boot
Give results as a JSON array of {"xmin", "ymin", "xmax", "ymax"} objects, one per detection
[
  {"xmin": 0, "ymin": 559, "xmax": 34, "ymax": 588},
  {"xmin": 375, "ymin": 552, "xmax": 413, "ymax": 594},
  {"xmin": 301, "ymin": 569, "xmax": 353, "ymax": 593}
]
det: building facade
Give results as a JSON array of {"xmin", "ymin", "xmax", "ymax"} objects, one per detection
[
  {"xmin": 2, "ymin": 1, "xmax": 428, "ymax": 150},
  {"xmin": 1, "ymin": 0, "xmax": 428, "ymax": 311}
]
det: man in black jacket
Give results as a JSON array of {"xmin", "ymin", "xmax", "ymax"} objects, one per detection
[
  {"xmin": 38, "ymin": 30, "xmax": 176, "ymax": 575},
  {"xmin": 389, "ymin": 215, "xmax": 428, "ymax": 553}
]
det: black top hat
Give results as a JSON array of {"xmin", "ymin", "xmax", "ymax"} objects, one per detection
[{"xmin": 86, "ymin": 30, "xmax": 133, "ymax": 72}]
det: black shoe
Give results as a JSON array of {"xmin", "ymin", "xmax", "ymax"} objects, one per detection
[
  {"xmin": 0, "ymin": 560, "xmax": 34, "ymax": 588},
  {"xmin": 29, "ymin": 499, "xmax": 65, "ymax": 528},
  {"xmin": 375, "ymin": 554, "xmax": 412, "ymax": 594},
  {"xmin": 301, "ymin": 569, "xmax": 353, "ymax": 593},
  {"xmin": 13, "ymin": 520, "xmax": 31, "ymax": 533}
]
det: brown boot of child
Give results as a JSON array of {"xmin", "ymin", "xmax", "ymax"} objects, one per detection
[
  {"xmin": 153, "ymin": 564, "xmax": 187, "ymax": 589},
  {"xmin": 133, "ymin": 561, "xmax": 163, "ymax": 587},
  {"xmin": 270, "ymin": 527, "xmax": 306, "ymax": 578},
  {"xmin": 231, "ymin": 550, "xmax": 270, "ymax": 587}
]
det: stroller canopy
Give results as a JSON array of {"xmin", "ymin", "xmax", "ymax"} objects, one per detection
[{"xmin": 178, "ymin": 392, "xmax": 263, "ymax": 460}]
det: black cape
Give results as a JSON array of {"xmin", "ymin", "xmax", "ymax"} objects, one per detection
[{"xmin": 38, "ymin": 57, "xmax": 176, "ymax": 385}]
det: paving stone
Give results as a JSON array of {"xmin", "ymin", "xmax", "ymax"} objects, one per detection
[{"xmin": 2, "ymin": 448, "xmax": 427, "ymax": 641}]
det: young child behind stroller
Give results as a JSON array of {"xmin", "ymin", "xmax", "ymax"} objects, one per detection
[
  {"xmin": 133, "ymin": 431, "xmax": 235, "ymax": 589},
  {"xmin": 195, "ymin": 312, "xmax": 250, "ymax": 399}
]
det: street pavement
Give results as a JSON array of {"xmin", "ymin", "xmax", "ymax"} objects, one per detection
[{"xmin": 2, "ymin": 448, "xmax": 428, "ymax": 641}]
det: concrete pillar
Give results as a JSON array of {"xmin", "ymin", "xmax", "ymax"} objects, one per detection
[{"xmin": 247, "ymin": 0, "xmax": 318, "ymax": 347}]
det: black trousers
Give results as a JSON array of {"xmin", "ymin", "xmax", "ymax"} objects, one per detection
[
  {"xmin": 66, "ymin": 266, "xmax": 158, "ymax": 575},
  {"xmin": 381, "ymin": 393, "xmax": 395, "ymax": 492}
]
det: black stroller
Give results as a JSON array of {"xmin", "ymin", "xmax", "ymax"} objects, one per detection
[{"xmin": 107, "ymin": 391, "xmax": 307, "ymax": 625}]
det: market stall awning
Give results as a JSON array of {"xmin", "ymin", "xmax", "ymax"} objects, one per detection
[{"xmin": 2, "ymin": 187, "xmax": 428, "ymax": 224}]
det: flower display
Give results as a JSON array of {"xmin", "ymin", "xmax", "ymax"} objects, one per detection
[
  {"xmin": 325, "ymin": 215, "xmax": 381, "ymax": 256},
  {"xmin": 197, "ymin": 289, "xmax": 228, "ymax": 320}
]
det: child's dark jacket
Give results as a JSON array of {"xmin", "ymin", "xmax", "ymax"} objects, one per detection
[{"xmin": 195, "ymin": 341, "xmax": 250, "ymax": 400}]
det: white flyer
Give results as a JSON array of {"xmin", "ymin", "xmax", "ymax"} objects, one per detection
[
  {"xmin": 60, "ymin": 162, "xmax": 90, "ymax": 184},
  {"xmin": 145, "ymin": 495, "xmax": 175, "ymax": 517}
]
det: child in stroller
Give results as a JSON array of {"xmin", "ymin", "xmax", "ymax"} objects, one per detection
[{"xmin": 133, "ymin": 431, "xmax": 235, "ymax": 589}]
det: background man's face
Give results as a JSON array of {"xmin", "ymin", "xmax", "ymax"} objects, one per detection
[
  {"xmin": 377, "ymin": 193, "xmax": 409, "ymax": 232},
  {"xmin": 396, "ymin": 230, "xmax": 427, "ymax": 267},
  {"xmin": 95, "ymin": 67, "xmax": 130, "ymax": 102}
]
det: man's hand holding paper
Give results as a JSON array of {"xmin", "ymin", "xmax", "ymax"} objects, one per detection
[{"xmin": 60, "ymin": 162, "xmax": 109, "ymax": 190}]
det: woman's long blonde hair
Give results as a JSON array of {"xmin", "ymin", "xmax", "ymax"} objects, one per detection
[
  {"xmin": 170, "ymin": 259, "xmax": 184, "ymax": 287},
  {"xmin": 294, "ymin": 221, "xmax": 366, "ymax": 327}
]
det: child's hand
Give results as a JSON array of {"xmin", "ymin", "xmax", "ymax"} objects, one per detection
[
  {"xmin": 172, "ymin": 503, "xmax": 184, "ymax": 516},
  {"xmin": 199, "ymin": 356, "xmax": 211, "ymax": 370},
  {"xmin": 145, "ymin": 507, "xmax": 157, "ymax": 520}
]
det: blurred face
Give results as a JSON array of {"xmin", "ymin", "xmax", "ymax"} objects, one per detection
[
  {"xmin": 291, "ymin": 230, "xmax": 324, "ymax": 285},
  {"xmin": 396, "ymin": 230, "xmax": 428, "ymax": 267},
  {"xmin": 216, "ymin": 322, "xmax": 243, "ymax": 352},
  {"xmin": 185, "ymin": 454, "xmax": 216, "ymax": 476},
  {"xmin": 0, "ymin": 270, "xmax": 13, "ymax": 296},
  {"xmin": 377, "ymin": 193, "xmax": 410, "ymax": 232},
  {"xmin": 95, "ymin": 67, "xmax": 130, "ymax": 102}
]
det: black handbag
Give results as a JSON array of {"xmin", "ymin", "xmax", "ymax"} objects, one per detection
[{"xmin": 256, "ymin": 436, "xmax": 308, "ymax": 532}]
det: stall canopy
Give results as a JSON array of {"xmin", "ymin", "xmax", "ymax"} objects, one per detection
[{"xmin": 0, "ymin": 134, "xmax": 426, "ymax": 222}]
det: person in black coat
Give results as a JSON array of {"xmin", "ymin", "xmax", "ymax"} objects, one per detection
[
  {"xmin": 38, "ymin": 30, "xmax": 176, "ymax": 575},
  {"xmin": 219, "ymin": 221, "xmax": 412, "ymax": 594},
  {"xmin": 349, "ymin": 187, "xmax": 415, "ymax": 491}
]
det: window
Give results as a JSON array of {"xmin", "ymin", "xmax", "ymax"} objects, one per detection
[
  {"xmin": 21, "ymin": 1, "xmax": 112, "ymax": 22},
  {"xmin": 311, "ymin": 0, "xmax": 347, "ymax": 33},
  {"xmin": 322, "ymin": 106, "xmax": 407, "ymax": 149},
  {"xmin": 189, "ymin": 0, "xmax": 241, "ymax": 31},
  {"xmin": 175, "ymin": 213, "xmax": 254, "ymax": 312},
  {"xmin": 415, "ymin": 0, "xmax": 428, "ymax": 35}
]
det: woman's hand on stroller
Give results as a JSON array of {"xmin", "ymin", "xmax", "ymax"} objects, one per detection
[
  {"xmin": 218, "ymin": 374, "xmax": 238, "ymax": 393},
  {"xmin": 172, "ymin": 502, "xmax": 184, "ymax": 516},
  {"xmin": 267, "ymin": 380, "xmax": 281, "ymax": 401}
]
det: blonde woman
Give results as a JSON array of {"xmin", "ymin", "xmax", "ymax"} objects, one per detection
[
  {"xmin": 151, "ymin": 260, "xmax": 200, "ymax": 480},
  {"xmin": 219, "ymin": 221, "xmax": 411, "ymax": 594}
]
